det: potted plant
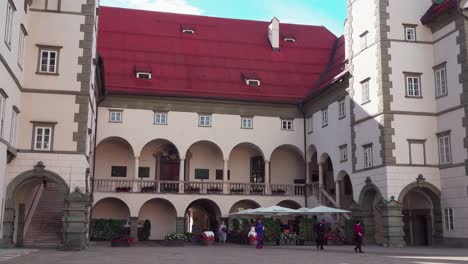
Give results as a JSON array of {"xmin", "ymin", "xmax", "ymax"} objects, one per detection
[
  {"xmin": 271, "ymin": 189, "xmax": 286, "ymax": 195},
  {"xmin": 141, "ymin": 185, "xmax": 156, "ymax": 193},
  {"xmin": 202, "ymin": 231, "xmax": 215, "ymax": 246},
  {"xmin": 185, "ymin": 186, "xmax": 201, "ymax": 193},
  {"xmin": 207, "ymin": 187, "xmax": 222, "ymax": 194},
  {"xmin": 263, "ymin": 218, "xmax": 281, "ymax": 246},
  {"xmin": 161, "ymin": 185, "xmax": 178, "ymax": 193},
  {"xmin": 164, "ymin": 233, "xmax": 186, "ymax": 247},
  {"xmin": 250, "ymin": 187, "xmax": 264, "ymax": 194},
  {"xmin": 230, "ymin": 187, "xmax": 244, "ymax": 194},
  {"xmin": 111, "ymin": 234, "xmax": 134, "ymax": 247},
  {"xmin": 115, "ymin": 186, "xmax": 132, "ymax": 192}
]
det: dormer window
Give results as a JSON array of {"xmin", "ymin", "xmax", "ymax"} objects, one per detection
[
  {"xmin": 136, "ymin": 72, "xmax": 151, "ymax": 79},
  {"xmin": 181, "ymin": 26, "xmax": 196, "ymax": 34},
  {"xmin": 245, "ymin": 79, "xmax": 261, "ymax": 86},
  {"xmin": 284, "ymin": 37, "xmax": 296, "ymax": 43}
]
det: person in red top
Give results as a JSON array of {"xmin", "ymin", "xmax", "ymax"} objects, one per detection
[{"xmin": 354, "ymin": 220, "xmax": 364, "ymax": 253}]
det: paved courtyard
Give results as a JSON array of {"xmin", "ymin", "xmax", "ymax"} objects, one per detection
[{"xmin": 2, "ymin": 244, "xmax": 468, "ymax": 264}]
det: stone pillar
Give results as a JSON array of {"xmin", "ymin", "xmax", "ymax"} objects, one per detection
[
  {"xmin": 335, "ymin": 181, "xmax": 341, "ymax": 208},
  {"xmin": 0, "ymin": 207, "xmax": 15, "ymax": 248},
  {"xmin": 16, "ymin": 204, "xmax": 25, "ymax": 247},
  {"xmin": 176, "ymin": 217, "xmax": 185, "ymax": 234},
  {"xmin": 318, "ymin": 161, "xmax": 324, "ymax": 189},
  {"xmin": 305, "ymin": 161, "xmax": 311, "ymax": 184},
  {"xmin": 381, "ymin": 197, "xmax": 406, "ymax": 247},
  {"xmin": 264, "ymin": 160, "xmax": 270, "ymax": 194},
  {"xmin": 133, "ymin": 156, "xmax": 139, "ymax": 192},
  {"xmin": 179, "ymin": 159, "xmax": 185, "ymax": 193},
  {"xmin": 223, "ymin": 160, "xmax": 229, "ymax": 194},
  {"xmin": 129, "ymin": 217, "xmax": 139, "ymax": 240},
  {"xmin": 62, "ymin": 188, "xmax": 91, "ymax": 251}
]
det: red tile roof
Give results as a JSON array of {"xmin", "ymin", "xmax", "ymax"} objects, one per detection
[
  {"xmin": 98, "ymin": 7, "xmax": 341, "ymax": 103},
  {"xmin": 421, "ymin": 0, "xmax": 458, "ymax": 25}
]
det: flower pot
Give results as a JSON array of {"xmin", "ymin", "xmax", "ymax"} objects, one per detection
[
  {"xmin": 164, "ymin": 240, "xmax": 185, "ymax": 247},
  {"xmin": 249, "ymin": 239, "xmax": 257, "ymax": 246},
  {"xmin": 202, "ymin": 240, "xmax": 214, "ymax": 246}
]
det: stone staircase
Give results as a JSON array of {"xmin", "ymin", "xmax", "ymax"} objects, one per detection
[{"xmin": 23, "ymin": 183, "xmax": 66, "ymax": 248}]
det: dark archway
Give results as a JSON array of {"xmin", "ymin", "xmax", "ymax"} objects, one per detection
[
  {"xmin": 185, "ymin": 199, "xmax": 222, "ymax": 235},
  {"xmin": 358, "ymin": 178, "xmax": 384, "ymax": 245},
  {"xmin": 138, "ymin": 198, "xmax": 177, "ymax": 240},
  {"xmin": 3, "ymin": 163, "xmax": 70, "ymax": 247},
  {"xmin": 140, "ymin": 139, "xmax": 181, "ymax": 182},
  {"xmin": 398, "ymin": 179, "xmax": 442, "ymax": 246},
  {"xmin": 277, "ymin": 200, "xmax": 301, "ymax": 209}
]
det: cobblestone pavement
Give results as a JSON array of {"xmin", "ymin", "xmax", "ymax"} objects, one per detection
[
  {"xmin": 5, "ymin": 244, "xmax": 468, "ymax": 264},
  {"xmin": 0, "ymin": 248, "xmax": 37, "ymax": 262}
]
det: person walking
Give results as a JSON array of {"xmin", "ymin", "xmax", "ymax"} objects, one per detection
[
  {"xmin": 255, "ymin": 219, "xmax": 264, "ymax": 249},
  {"xmin": 354, "ymin": 220, "xmax": 364, "ymax": 253},
  {"xmin": 315, "ymin": 219, "xmax": 326, "ymax": 250},
  {"xmin": 218, "ymin": 221, "xmax": 228, "ymax": 244}
]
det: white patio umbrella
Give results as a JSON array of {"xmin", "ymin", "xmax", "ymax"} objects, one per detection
[
  {"xmin": 229, "ymin": 208, "xmax": 256, "ymax": 217},
  {"xmin": 229, "ymin": 206, "xmax": 300, "ymax": 217},
  {"xmin": 299, "ymin": 205, "xmax": 350, "ymax": 215}
]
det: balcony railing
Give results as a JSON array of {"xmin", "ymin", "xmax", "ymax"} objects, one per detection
[{"xmin": 94, "ymin": 179, "xmax": 318, "ymax": 197}]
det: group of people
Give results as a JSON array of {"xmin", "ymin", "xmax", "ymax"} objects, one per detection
[{"xmin": 315, "ymin": 219, "xmax": 364, "ymax": 253}]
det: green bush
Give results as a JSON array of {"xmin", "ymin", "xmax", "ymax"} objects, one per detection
[
  {"xmin": 263, "ymin": 218, "xmax": 281, "ymax": 243},
  {"xmin": 299, "ymin": 217, "xmax": 316, "ymax": 241},
  {"xmin": 229, "ymin": 218, "xmax": 240, "ymax": 232},
  {"xmin": 91, "ymin": 219, "xmax": 127, "ymax": 241},
  {"xmin": 240, "ymin": 218, "xmax": 252, "ymax": 232}
]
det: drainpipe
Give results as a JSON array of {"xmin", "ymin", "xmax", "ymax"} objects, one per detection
[{"xmin": 299, "ymin": 103, "xmax": 308, "ymax": 208}]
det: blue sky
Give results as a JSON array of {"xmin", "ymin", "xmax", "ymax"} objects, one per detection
[{"xmin": 100, "ymin": 0, "xmax": 347, "ymax": 35}]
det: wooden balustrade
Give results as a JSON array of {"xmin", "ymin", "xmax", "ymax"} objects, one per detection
[{"xmin": 94, "ymin": 179, "xmax": 311, "ymax": 197}]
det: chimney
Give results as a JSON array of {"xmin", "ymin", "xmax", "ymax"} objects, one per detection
[{"xmin": 268, "ymin": 17, "xmax": 280, "ymax": 51}]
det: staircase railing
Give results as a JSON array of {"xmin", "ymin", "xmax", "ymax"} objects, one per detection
[
  {"xmin": 319, "ymin": 188, "xmax": 351, "ymax": 221},
  {"xmin": 23, "ymin": 183, "xmax": 44, "ymax": 237}
]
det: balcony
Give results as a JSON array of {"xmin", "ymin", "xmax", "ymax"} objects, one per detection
[{"xmin": 94, "ymin": 179, "xmax": 318, "ymax": 197}]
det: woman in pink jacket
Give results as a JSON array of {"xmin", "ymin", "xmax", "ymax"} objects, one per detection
[{"xmin": 354, "ymin": 220, "xmax": 364, "ymax": 253}]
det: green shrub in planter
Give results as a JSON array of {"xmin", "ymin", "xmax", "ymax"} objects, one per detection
[
  {"xmin": 230, "ymin": 218, "xmax": 240, "ymax": 232},
  {"xmin": 299, "ymin": 217, "xmax": 316, "ymax": 242},
  {"xmin": 263, "ymin": 218, "xmax": 281, "ymax": 243},
  {"xmin": 91, "ymin": 219, "xmax": 127, "ymax": 241}
]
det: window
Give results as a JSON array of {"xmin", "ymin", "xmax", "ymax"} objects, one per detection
[
  {"xmin": 438, "ymin": 132, "xmax": 451, "ymax": 165},
  {"xmin": 241, "ymin": 117, "xmax": 253, "ymax": 129},
  {"xmin": 138, "ymin": 167, "xmax": 150, "ymax": 178},
  {"xmin": 9, "ymin": 107, "xmax": 18, "ymax": 145},
  {"xmin": 136, "ymin": 72, "xmax": 151, "ymax": 79},
  {"xmin": 405, "ymin": 74, "xmax": 422, "ymax": 97},
  {"xmin": 322, "ymin": 108, "xmax": 328, "ymax": 127},
  {"xmin": 444, "ymin": 208, "xmax": 454, "ymax": 231},
  {"xmin": 281, "ymin": 119, "xmax": 293, "ymax": 130},
  {"xmin": 182, "ymin": 29, "xmax": 195, "ymax": 34},
  {"xmin": 435, "ymin": 65, "xmax": 447, "ymax": 98},
  {"xmin": 340, "ymin": 145, "xmax": 348, "ymax": 162},
  {"xmin": 284, "ymin": 37, "xmax": 296, "ymax": 43},
  {"xmin": 364, "ymin": 145, "xmax": 373, "ymax": 168},
  {"xmin": 17, "ymin": 25, "xmax": 27, "ymax": 68},
  {"xmin": 216, "ymin": 170, "xmax": 231, "ymax": 180},
  {"xmin": 109, "ymin": 110, "xmax": 122, "ymax": 123},
  {"xmin": 111, "ymin": 166, "xmax": 127, "ymax": 177},
  {"xmin": 404, "ymin": 26, "xmax": 416, "ymax": 41},
  {"xmin": 4, "ymin": 0, "xmax": 15, "ymax": 48},
  {"xmin": 338, "ymin": 100, "xmax": 346, "ymax": 119},
  {"xmin": 38, "ymin": 49, "xmax": 58, "ymax": 74},
  {"xmin": 34, "ymin": 127, "xmax": 52, "ymax": 151},
  {"xmin": 0, "ymin": 90, "xmax": 7, "ymax": 137},
  {"xmin": 245, "ymin": 79, "xmax": 261, "ymax": 87},
  {"xmin": 154, "ymin": 112, "xmax": 167, "ymax": 125},
  {"xmin": 361, "ymin": 79, "xmax": 370, "ymax": 103},
  {"xmin": 199, "ymin": 115, "xmax": 211, "ymax": 127},
  {"xmin": 195, "ymin": 169, "xmax": 209, "ymax": 180},
  {"xmin": 306, "ymin": 117, "xmax": 313, "ymax": 133},
  {"xmin": 360, "ymin": 31, "xmax": 368, "ymax": 50}
]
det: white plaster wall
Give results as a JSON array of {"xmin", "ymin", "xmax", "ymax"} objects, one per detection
[
  {"xmin": 92, "ymin": 198, "xmax": 130, "ymax": 219},
  {"xmin": 0, "ymin": 144, "xmax": 7, "ymax": 236},
  {"xmin": 270, "ymin": 147, "xmax": 304, "ymax": 184},
  {"xmin": 96, "ymin": 108, "xmax": 304, "ymax": 163},
  {"xmin": 138, "ymin": 199, "xmax": 177, "ymax": 240},
  {"xmin": 228, "ymin": 145, "xmax": 260, "ymax": 183},
  {"xmin": 386, "ymin": 166, "xmax": 441, "ymax": 200},
  {"xmin": 437, "ymin": 109, "xmax": 467, "ymax": 164},
  {"xmin": 187, "ymin": 143, "xmax": 224, "ymax": 181},
  {"xmin": 387, "ymin": 0, "xmax": 433, "ymax": 41},
  {"xmin": 95, "ymin": 140, "xmax": 135, "ymax": 179},
  {"xmin": 0, "ymin": 66, "xmax": 21, "ymax": 147},
  {"xmin": 353, "ymin": 117, "xmax": 382, "ymax": 170}
]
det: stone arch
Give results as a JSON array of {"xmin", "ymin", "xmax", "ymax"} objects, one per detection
[
  {"xmin": 185, "ymin": 140, "xmax": 225, "ymax": 182},
  {"xmin": 307, "ymin": 144, "xmax": 319, "ymax": 183},
  {"xmin": 96, "ymin": 136, "xmax": 135, "ymax": 157},
  {"xmin": 138, "ymin": 198, "xmax": 178, "ymax": 240},
  {"xmin": 96, "ymin": 136, "xmax": 136, "ymax": 179},
  {"xmin": 139, "ymin": 138, "xmax": 181, "ymax": 158},
  {"xmin": 319, "ymin": 152, "xmax": 335, "ymax": 196},
  {"xmin": 3, "ymin": 163, "xmax": 70, "ymax": 246},
  {"xmin": 228, "ymin": 142, "xmax": 266, "ymax": 184},
  {"xmin": 139, "ymin": 138, "xmax": 181, "ymax": 181},
  {"xmin": 336, "ymin": 170, "xmax": 354, "ymax": 210},
  {"xmin": 228, "ymin": 142, "xmax": 265, "ymax": 159},
  {"xmin": 229, "ymin": 199, "xmax": 261, "ymax": 214},
  {"xmin": 397, "ymin": 179, "xmax": 441, "ymax": 207},
  {"xmin": 270, "ymin": 144, "xmax": 305, "ymax": 184},
  {"xmin": 357, "ymin": 177, "xmax": 384, "ymax": 245},
  {"xmin": 307, "ymin": 144, "xmax": 317, "ymax": 161},
  {"xmin": 319, "ymin": 152, "xmax": 330, "ymax": 164},
  {"xmin": 277, "ymin": 200, "xmax": 301, "ymax": 209},
  {"xmin": 186, "ymin": 140, "xmax": 226, "ymax": 161},
  {"xmin": 92, "ymin": 197, "xmax": 130, "ymax": 220},
  {"xmin": 185, "ymin": 199, "xmax": 222, "ymax": 234}
]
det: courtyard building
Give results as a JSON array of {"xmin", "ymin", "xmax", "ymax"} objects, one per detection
[{"xmin": 0, "ymin": 0, "xmax": 467, "ymax": 249}]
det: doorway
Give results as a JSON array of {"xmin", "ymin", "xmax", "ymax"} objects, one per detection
[{"xmin": 250, "ymin": 156, "xmax": 265, "ymax": 183}]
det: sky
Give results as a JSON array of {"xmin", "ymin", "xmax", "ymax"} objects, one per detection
[{"xmin": 99, "ymin": 0, "xmax": 347, "ymax": 35}]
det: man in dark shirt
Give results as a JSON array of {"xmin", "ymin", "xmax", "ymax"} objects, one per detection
[{"xmin": 315, "ymin": 219, "xmax": 326, "ymax": 250}]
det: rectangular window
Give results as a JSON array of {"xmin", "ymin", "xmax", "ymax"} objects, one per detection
[
  {"xmin": 138, "ymin": 167, "xmax": 150, "ymax": 178},
  {"xmin": 39, "ymin": 49, "xmax": 58, "ymax": 73},
  {"xmin": 444, "ymin": 208, "xmax": 454, "ymax": 231},
  {"xmin": 241, "ymin": 117, "xmax": 253, "ymax": 129},
  {"xmin": 199, "ymin": 115, "xmax": 211, "ymax": 127},
  {"xmin": 109, "ymin": 110, "xmax": 122, "ymax": 123},
  {"xmin": 339, "ymin": 145, "xmax": 348, "ymax": 162},
  {"xmin": 4, "ymin": 0, "xmax": 15, "ymax": 48},
  {"xmin": 360, "ymin": 31, "xmax": 368, "ymax": 51},
  {"xmin": 9, "ymin": 108, "xmax": 18, "ymax": 146},
  {"xmin": 34, "ymin": 127, "xmax": 52, "ymax": 151},
  {"xmin": 438, "ymin": 133, "xmax": 451, "ymax": 165},
  {"xmin": 306, "ymin": 117, "xmax": 313, "ymax": 133},
  {"xmin": 136, "ymin": 72, "xmax": 152, "ymax": 79},
  {"xmin": 361, "ymin": 79, "xmax": 370, "ymax": 103},
  {"xmin": 364, "ymin": 145, "xmax": 373, "ymax": 168},
  {"xmin": 406, "ymin": 75, "xmax": 422, "ymax": 97},
  {"xmin": 17, "ymin": 25, "xmax": 26, "ymax": 68},
  {"xmin": 435, "ymin": 66, "xmax": 448, "ymax": 98},
  {"xmin": 338, "ymin": 100, "xmax": 346, "ymax": 119},
  {"xmin": 0, "ymin": 91, "xmax": 6, "ymax": 137},
  {"xmin": 111, "ymin": 166, "xmax": 127, "ymax": 177},
  {"xmin": 322, "ymin": 108, "xmax": 328, "ymax": 127},
  {"xmin": 404, "ymin": 26, "xmax": 416, "ymax": 41},
  {"xmin": 195, "ymin": 169, "xmax": 209, "ymax": 180},
  {"xmin": 281, "ymin": 119, "xmax": 293, "ymax": 131},
  {"xmin": 154, "ymin": 113, "xmax": 167, "ymax": 125}
]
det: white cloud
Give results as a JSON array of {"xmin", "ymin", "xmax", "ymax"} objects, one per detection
[{"xmin": 100, "ymin": 0, "xmax": 203, "ymax": 15}]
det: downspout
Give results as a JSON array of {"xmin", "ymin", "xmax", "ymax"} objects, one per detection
[{"xmin": 299, "ymin": 103, "xmax": 308, "ymax": 208}]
